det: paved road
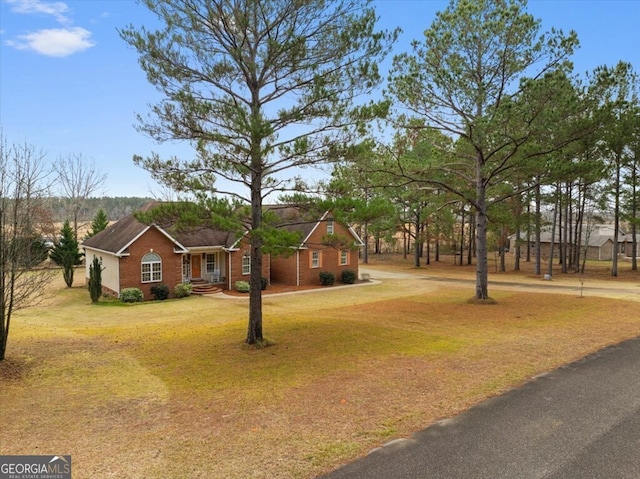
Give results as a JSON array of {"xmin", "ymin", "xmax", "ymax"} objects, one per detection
[{"xmin": 319, "ymin": 335, "xmax": 640, "ymax": 479}]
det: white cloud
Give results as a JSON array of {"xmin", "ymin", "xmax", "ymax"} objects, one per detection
[
  {"xmin": 6, "ymin": 0, "xmax": 70, "ymax": 24},
  {"xmin": 6, "ymin": 27, "xmax": 95, "ymax": 57}
]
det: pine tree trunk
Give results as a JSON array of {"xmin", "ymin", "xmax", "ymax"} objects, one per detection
[
  {"xmin": 459, "ymin": 207, "xmax": 465, "ymax": 266},
  {"xmin": 246, "ymin": 169, "xmax": 263, "ymax": 345},
  {"xmin": 475, "ymin": 158, "xmax": 489, "ymax": 300},
  {"xmin": 363, "ymin": 221, "xmax": 369, "ymax": 264},
  {"xmin": 632, "ymin": 165, "xmax": 638, "ymax": 271},
  {"xmin": 612, "ymin": 154, "xmax": 621, "ymax": 277},
  {"xmin": 535, "ymin": 183, "xmax": 542, "ymax": 275}
]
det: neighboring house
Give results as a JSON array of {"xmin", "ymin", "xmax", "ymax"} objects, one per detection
[
  {"xmin": 621, "ymin": 233, "xmax": 640, "ymax": 259},
  {"xmin": 510, "ymin": 224, "xmax": 629, "ymax": 261},
  {"xmin": 82, "ymin": 203, "xmax": 362, "ymax": 298}
]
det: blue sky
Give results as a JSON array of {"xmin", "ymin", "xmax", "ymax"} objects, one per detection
[{"xmin": 1, "ymin": 0, "xmax": 639, "ymax": 198}]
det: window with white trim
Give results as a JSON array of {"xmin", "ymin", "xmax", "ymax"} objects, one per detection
[
  {"xmin": 327, "ymin": 219, "xmax": 334, "ymax": 234},
  {"xmin": 242, "ymin": 254, "xmax": 251, "ymax": 275},
  {"xmin": 311, "ymin": 250, "xmax": 320, "ymax": 268},
  {"xmin": 141, "ymin": 252, "xmax": 162, "ymax": 283},
  {"xmin": 340, "ymin": 249, "xmax": 349, "ymax": 265},
  {"xmin": 205, "ymin": 253, "xmax": 217, "ymax": 273}
]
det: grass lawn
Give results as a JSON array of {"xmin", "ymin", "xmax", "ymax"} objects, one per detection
[{"xmin": 1, "ymin": 257, "xmax": 639, "ymax": 478}]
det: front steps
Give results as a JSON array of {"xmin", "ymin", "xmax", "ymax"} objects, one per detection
[{"xmin": 190, "ymin": 278, "xmax": 223, "ymax": 295}]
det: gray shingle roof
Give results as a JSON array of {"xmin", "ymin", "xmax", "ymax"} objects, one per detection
[
  {"xmin": 81, "ymin": 212, "xmax": 148, "ymax": 254},
  {"xmin": 82, "ymin": 203, "xmax": 360, "ymax": 255},
  {"xmin": 82, "ymin": 202, "xmax": 237, "ymax": 254},
  {"xmin": 266, "ymin": 205, "xmax": 329, "ymax": 243}
]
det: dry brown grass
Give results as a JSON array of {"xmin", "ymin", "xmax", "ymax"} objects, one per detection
[{"xmin": 1, "ymin": 257, "xmax": 639, "ymax": 478}]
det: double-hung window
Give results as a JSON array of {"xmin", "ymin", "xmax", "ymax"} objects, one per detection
[
  {"xmin": 205, "ymin": 253, "xmax": 217, "ymax": 273},
  {"xmin": 141, "ymin": 252, "xmax": 162, "ymax": 282},
  {"xmin": 311, "ymin": 250, "xmax": 320, "ymax": 268},
  {"xmin": 327, "ymin": 219, "xmax": 334, "ymax": 234},
  {"xmin": 340, "ymin": 249, "xmax": 349, "ymax": 266},
  {"xmin": 242, "ymin": 254, "xmax": 251, "ymax": 275}
]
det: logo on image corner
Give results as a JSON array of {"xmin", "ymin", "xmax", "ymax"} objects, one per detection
[{"xmin": 0, "ymin": 454, "xmax": 71, "ymax": 479}]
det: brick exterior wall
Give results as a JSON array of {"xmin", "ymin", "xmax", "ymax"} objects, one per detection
[
  {"xmin": 270, "ymin": 252, "xmax": 299, "ymax": 285},
  {"xmin": 227, "ymin": 239, "xmax": 271, "ymax": 288},
  {"xmin": 271, "ymin": 220, "xmax": 359, "ymax": 286},
  {"xmin": 118, "ymin": 227, "xmax": 183, "ymax": 300}
]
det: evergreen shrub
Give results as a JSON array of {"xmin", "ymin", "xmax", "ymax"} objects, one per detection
[
  {"xmin": 235, "ymin": 281, "xmax": 250, "ymax": 293},
  {"xmin": 151, "ymin": 284, "xmax": 170, "ymax": 300},
  {"xmin": 121, "ymin": 287, "xmax": 143, "ymax": 303},
  {"xmin": 319, "ymin": 271, "xmax": 335, "ymax": 286},
  {"xmin": 341, "ymin": 269, "xmax": 357, "ymax": 284},
  {"xmin": 174, "ymin": 283, "xmax": 193, "ymax": 298}
]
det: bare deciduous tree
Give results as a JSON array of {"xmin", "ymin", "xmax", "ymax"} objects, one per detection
[
  {"xmin": 55, "ymin": 153, "xmax": 107, "ymax": 236},
  {"xmin": 0, "ymin": 136, "xmax": 57, "ymax": 361}
]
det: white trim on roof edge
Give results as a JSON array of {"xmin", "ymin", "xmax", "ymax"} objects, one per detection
[
  {"xmin": 116, "ymin": 224, "xmax": 189, "ymax": 255},
  {"xmin": 154, "ymin": 224, "xmax": 189, "ymax": 253},
  {"xmin": 116, "ymin": 225, "xmax": 151, "ymax": 255},
  {"xmin": 83, "ymin": 245, "xmax": 130, "ymax": 258},
  {"xmin": 301, "ymin": 210, "xmax": 330, "ymax": 247}
]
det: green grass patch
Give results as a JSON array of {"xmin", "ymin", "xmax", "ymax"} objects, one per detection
[{"xmin": 306, "ymin": 440, "xmax": 362, "ymax": 469}]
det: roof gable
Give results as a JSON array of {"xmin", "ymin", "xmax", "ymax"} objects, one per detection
[{"xmin": 267, "ymin": 205, "xmax": 363, "ymax": 248}]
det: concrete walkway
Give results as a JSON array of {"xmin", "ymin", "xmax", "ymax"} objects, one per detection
[{"xmin": 319, "ymin": 336, "xmax": 640, "ymax": 478}]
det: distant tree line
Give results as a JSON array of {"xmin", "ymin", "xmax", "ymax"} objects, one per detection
[{"xmin": 46, "ymin": 196, "xmax": 153, "ymax": 226}]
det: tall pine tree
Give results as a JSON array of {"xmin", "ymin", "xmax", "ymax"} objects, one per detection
[
  {"xmin": 84, "ymin": 208, "xmax": 109, "ymax": 239},
  {"xmin": 49, "ymin": 220, "xmax": 83, "ymax": 288},
  {"xmin": 120, "ymin": 0, "xmax": 397, "ymax": 344}
]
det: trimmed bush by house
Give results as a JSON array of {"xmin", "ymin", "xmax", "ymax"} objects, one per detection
[
  {"xmin": 151, "ymin": 283, "xmax": 170, "ymax": 300},
  {"xmin": 88, "ymin": 256, "xmax": 103, "ymax": 303},
  {"xmin": 341, "ymin": 269, "xmax": 357, "ymax": 284},
  {"xmin": 121, "ymin": 287, "xmax": 143, "ymax": 303},
  {"xmin": 174, "ymin": 283, "xmax": 193, "ymax": 298},
  {"xmin": 261, "ymin": 277, "xmax": 268, "ymax": 290},
  {"xmin": 235, "ymin": 281, "xmax": 250, "ymax": 293},
  {"xmin": 319, "ymin": 271, "xmax": 335, "ymax": 286}
]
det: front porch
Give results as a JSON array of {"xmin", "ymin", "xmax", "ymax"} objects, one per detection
[{"xmin": 182, "ymin": 251, "xmax": 226, "ymax": 285}]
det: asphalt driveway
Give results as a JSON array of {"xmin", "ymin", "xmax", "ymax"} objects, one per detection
[{"xmin": 319, "ymin": 336, "xmax": 640, "ymax": 478}]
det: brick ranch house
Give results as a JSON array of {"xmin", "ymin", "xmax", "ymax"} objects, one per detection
[{"xmin": 82, "ymin": 203, "xmax": 363, "ymax": 299}]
